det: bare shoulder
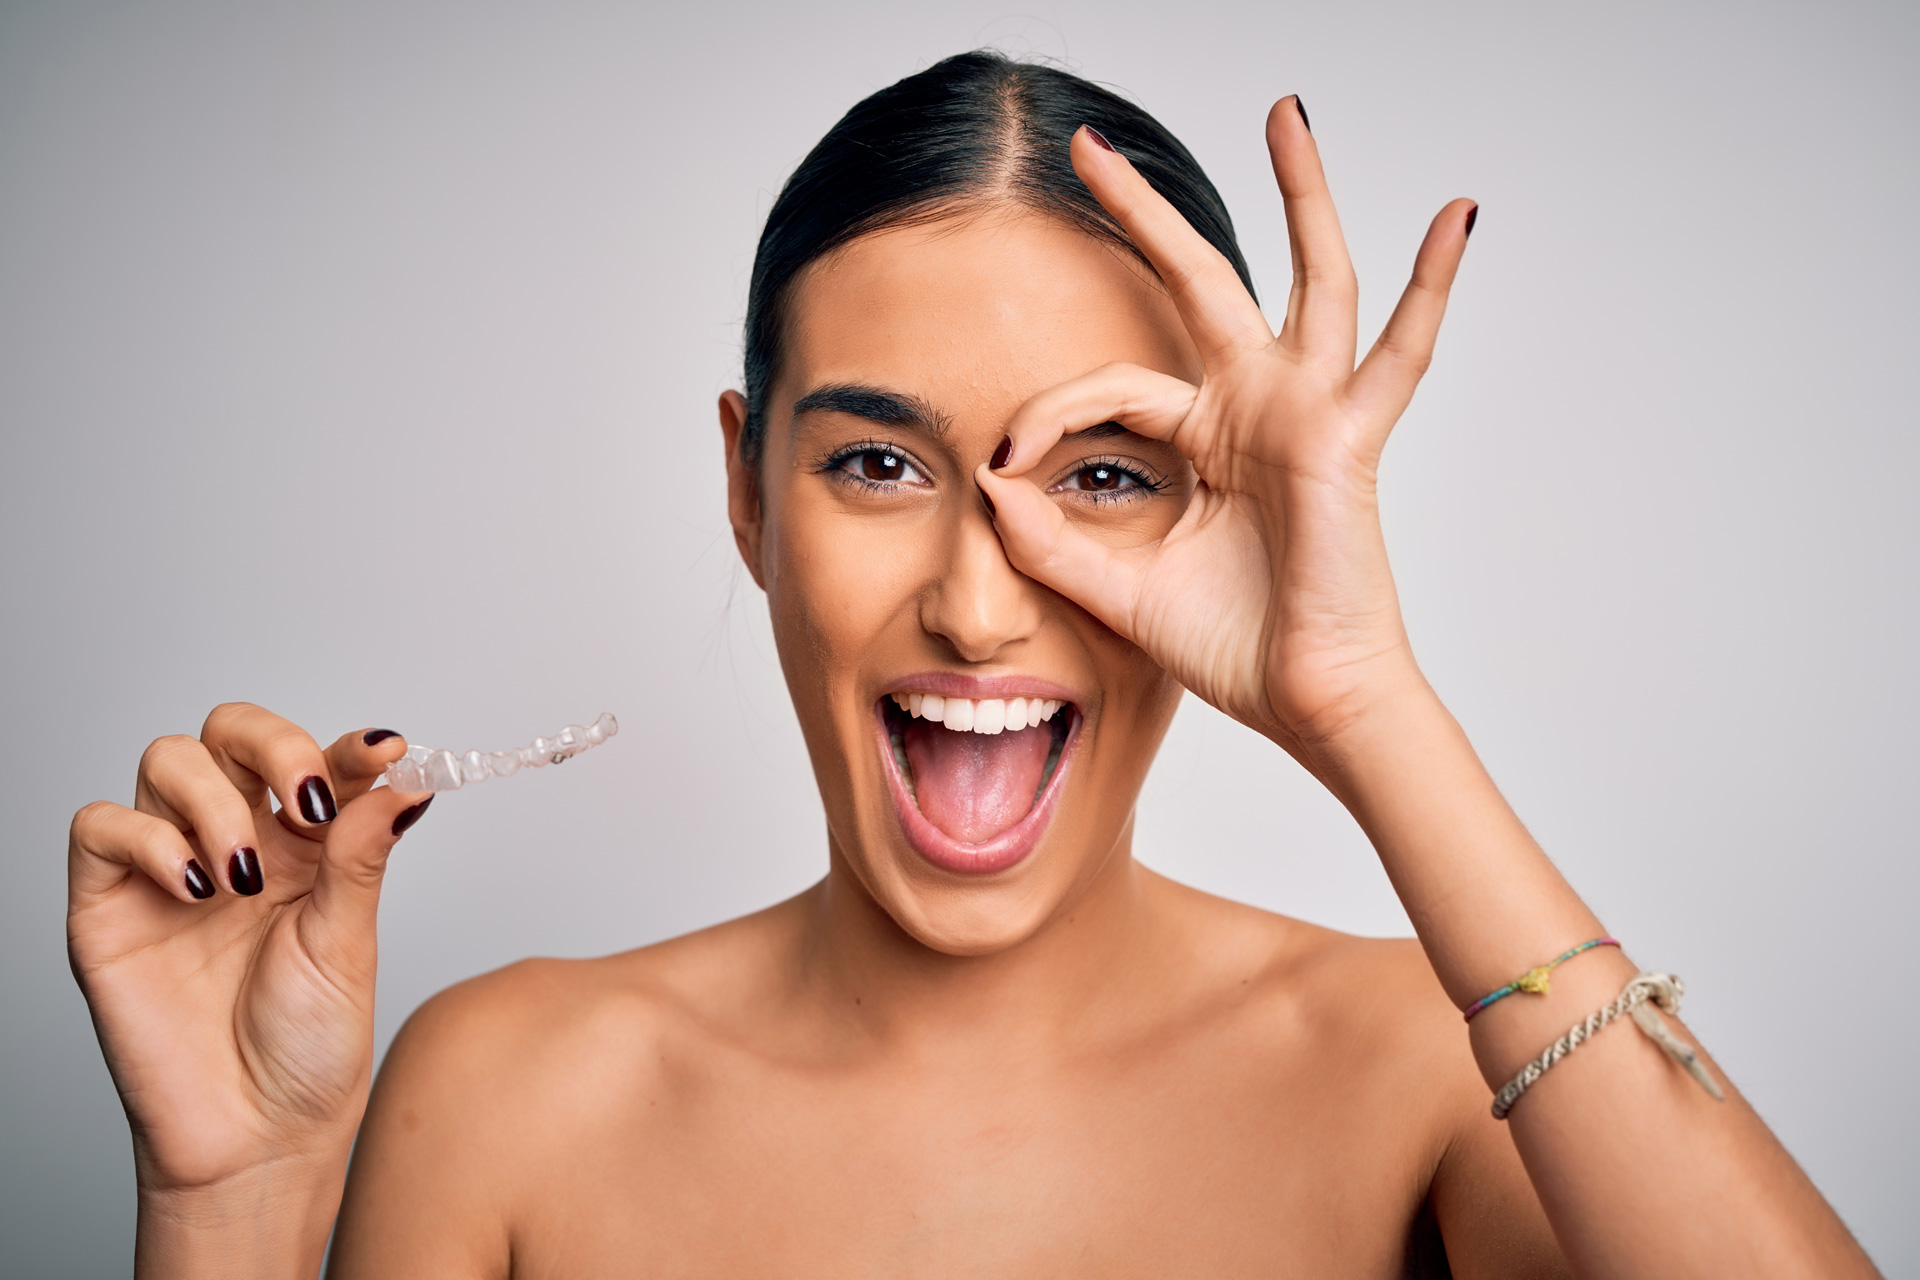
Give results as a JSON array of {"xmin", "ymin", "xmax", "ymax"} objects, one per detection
[
  {"xmin": 1153, "ymin": 870, "xmax": 1457, "ymax": 1027},
  {"xmin": 377, "ymin": 892, "xmax": 802, "ymax": 1115},
  {"xmin": 1145, "ymin": 875, "xmax": 1566, "ymax": 1277},
  {"xmin": 1147, "ymin": 871, "xmax": 1486, "ymax": 1127},
  {"xmin": 330, "ymin": 895, "xmax": 804, "ymax": 1275}
]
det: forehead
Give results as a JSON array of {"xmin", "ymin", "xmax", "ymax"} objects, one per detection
[{"xmin": 779, "ymin": 209, "xmax": 1201, "ymax": 424}]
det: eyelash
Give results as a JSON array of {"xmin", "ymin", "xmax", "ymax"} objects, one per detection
[
  {"xmin": 819, "ymin": 442, "xmax": 1164, "ymax": 505},
  {"xmin": 819, "ymin": 440, "xmax": 931, "ymax": 493},
  {"xmin": 1050, "ymin": 456, "xmax": 1166, "ymax": 505}
]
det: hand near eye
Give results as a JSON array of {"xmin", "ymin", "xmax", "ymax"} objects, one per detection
[{"xmin": 976, "ymin": 102, "xmax": 1474, "ymax": 765}]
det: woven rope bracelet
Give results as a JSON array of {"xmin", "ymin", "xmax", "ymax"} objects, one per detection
[{"xmin": 1491, "ymin": 971, "xmax": 1726, "ymax": 1121}]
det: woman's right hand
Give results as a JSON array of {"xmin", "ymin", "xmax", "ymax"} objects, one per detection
[{"xmin": 68, "ymin": 704, "xmax": 431, "ymax": 1271}]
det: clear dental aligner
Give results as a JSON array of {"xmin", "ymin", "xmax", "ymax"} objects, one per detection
[
  {"xmin": 384, "ymin": 712, "xmax": 619, "ymax": 793},
  {"xmin": 888, "ymin": 693, "xmax": 1065, "ymax": 735}
]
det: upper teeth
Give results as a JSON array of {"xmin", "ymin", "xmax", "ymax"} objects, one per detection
[{"xmin": 890, "ymin": 693, "xmax": 1065, "ymax": 735}]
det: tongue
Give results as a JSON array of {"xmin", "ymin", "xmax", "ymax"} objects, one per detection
[{"xmin": 902, "ymin": 719, "xmax": 1053, "ymax": 844}]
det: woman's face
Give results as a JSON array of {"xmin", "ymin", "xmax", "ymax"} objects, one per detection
[{"xmin": 721, "ymin": 209, "xmax": 1203, "ymax": 956}]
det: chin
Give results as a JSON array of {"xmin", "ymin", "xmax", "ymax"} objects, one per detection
[{"xmin": 863, "ymin": 857, "xmax": 1085, "ymax": 957}]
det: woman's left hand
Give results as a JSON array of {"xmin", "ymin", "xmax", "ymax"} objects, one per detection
[{"xmin": 978, "ymin": 100, "xmax": 1474, "ymax": 765}]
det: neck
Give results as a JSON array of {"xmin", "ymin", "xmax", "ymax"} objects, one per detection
[{"xmin": 794, "ymin": 817, "xmax": 1178, "ymax": 1059}]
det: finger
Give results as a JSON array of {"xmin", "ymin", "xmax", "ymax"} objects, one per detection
[
  {"xmin": 134, "ymin": 736, "xmax": 267, "ymax": 896},
  {"xmin": 1346, "ymin": 199, "xmax": 1477, "ymax": 442},
  {"xmin": 325, "ymin": 728, "xmax": 410, "ymax": 808},
  {"xmin": 198, "ymin": 703, "xmax": 339, "ymax": 832},
  {"xmin": 975, "ymin": 463, "xmax": 1151, "ymax": 640},
  {"xmin": 1070, "ymin": 126, "xmax": 1271, "ymax": 364},
  {"xmin": 299, "ymin": 783, "xmax": 435, "ymax": 983},
  {"xmin": 70, "ymin": 800, "xmax": 218, "ymax": 905},
  {"xmin": 993, "ymin": 362, "xmax": 1199, "ymax": 477},
  {"xmin": 1265, "ymin": 96, "xmax": 1359, "ymax": 367}
]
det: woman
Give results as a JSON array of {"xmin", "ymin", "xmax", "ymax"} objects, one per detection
[{"xmin": 67, "ymin": 53, "xmax": 1874, "ymax": 1277}]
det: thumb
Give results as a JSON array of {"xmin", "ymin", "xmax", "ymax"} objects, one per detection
[
  {"xmin": 299, "ymin": 783, "xmax": 432, "ymax": 980},
  {"xmin": 977, "ymin": 463, "xmax": 1150, "ymax": 642}
]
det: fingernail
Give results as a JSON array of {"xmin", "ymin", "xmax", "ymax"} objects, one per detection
[
  {"xmin": 227, "ymin": 847, "xmax": 263, "ymax": 896},
  {"xmin": 363, "ymin": 728, "xmax": 401, "ymax": 746},
  {"xmin": 392, "ymin": 797, "xmax": 433, "ymax": 837},
  {"xmin": 1293, "ymin": 96, "xmax": 1311, "ymax": 133},
  {"xmin": 297, "ymin": 775, "xmax": 337, "ymax": 825},
  {"xmin": 981, "ymin": 489, "xmax": 997, "ymax": 519},
  {"xmin": 1464, "ymin": 204, "xmax": 1479, "ymax": 238},
  {"xmin": 185, "ymin": 859, "xmax": 215, "ymax": 900},
  {"xmin": 1083, "ymin": 125, "xmax": 1115, "ymax": 153},
  {"xmin": 990, "ymin": 436, "xmax": 1012, "ymax": 470}
]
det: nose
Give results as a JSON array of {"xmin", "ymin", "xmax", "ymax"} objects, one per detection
[{"xmin": 919, "ymin": 497, "xmax": 1044, "ymax": 663}]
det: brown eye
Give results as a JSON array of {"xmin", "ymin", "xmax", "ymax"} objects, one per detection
[
  {"xmin": 1053, "ymin": 459, "xmax": 1151, "ymax": 499},
  {"xmin": 833, "ymin": 446, "xmax": 926, "ymax": 488}
]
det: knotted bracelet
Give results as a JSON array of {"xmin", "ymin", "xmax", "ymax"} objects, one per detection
[{"xmin": 1491, "ymin": 971, "xmax": 1726, "ymax": 1120}]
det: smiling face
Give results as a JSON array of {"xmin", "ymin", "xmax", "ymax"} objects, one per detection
[{"xmin": 721, "ymin": 208, "xmax": 1202, "ymax": 956}]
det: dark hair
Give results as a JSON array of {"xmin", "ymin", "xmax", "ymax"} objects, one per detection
[{"xmin": 739, "ymin": 50, "xmax": 1254, "ymax": 462}]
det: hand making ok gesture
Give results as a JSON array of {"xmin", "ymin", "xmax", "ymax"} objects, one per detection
[{"xmin": 977, "ymin": 99, "xmax": 1474, "ymax": 765}]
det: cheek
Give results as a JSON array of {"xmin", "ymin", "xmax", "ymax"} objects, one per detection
[
  {"xmin": 765, "ymin": 490, "xmax": 935, "ymax": 679},
  {"xmin": 1057, "ymin": 469, "xmax": 1195, "ymax": 551},
  {"xmin": 1096, "ymin": 627, "xmax": 1182, "ymax": 721},
  {"xmin": 1062, "ymin": 592, "xmax": 1183, "ymax": 753}
]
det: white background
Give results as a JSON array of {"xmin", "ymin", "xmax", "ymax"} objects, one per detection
[{"xmin": 2, "ymin": 1, "xmax": 1914, "ymax": 1271}]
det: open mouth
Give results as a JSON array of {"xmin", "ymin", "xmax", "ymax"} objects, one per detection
[{"xmin": 875, "ymin": 690, "xmax": 1077, "ymax": 875}]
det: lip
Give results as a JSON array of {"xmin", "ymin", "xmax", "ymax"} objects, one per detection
[{"xmin": 872, "ymin": 684, "xmax": 1082, "ymax": 876}]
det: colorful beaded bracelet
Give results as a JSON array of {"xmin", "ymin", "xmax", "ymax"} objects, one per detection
[{"xmin": 1462, "ymin": 937, "xmax": 1620, "ymax": 1022}]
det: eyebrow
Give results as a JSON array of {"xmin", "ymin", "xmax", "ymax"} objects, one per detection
[
  {"xmin": 793, "ymin": 385, "xmax": 1143, "ymax": 447},
  {"xmin": 792, "ymin": 384, "xmax": 950, "ymax": 438}
]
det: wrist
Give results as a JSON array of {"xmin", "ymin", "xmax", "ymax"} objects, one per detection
[
  {"xmin": 1283, "ymin": 664, "xmax": 1613, "ymax": 1014},
  {"xmin": 136, "ymin": 1151, "xmax": 348, "ymax": 1280},
  {"xmin": 1273, "ymin": 656, "xmax": 1444, "ymax": 787}
]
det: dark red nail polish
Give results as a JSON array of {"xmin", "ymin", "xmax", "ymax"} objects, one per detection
[
  {"xmin": 392, "ymin": 796, "xmax": 433, "ymax": 836},
  {"xmin": 1464, "ymin": 205, "xmax": 1479, "ymax": 238},
  {"xmin": 297, "ymin": 775, "xmax": 337, "ymax": 825},
  {"xmin": 363, "ymin": 728, "xmax": 401, "ymax": 746},
  {"xmin": 185, "ymin": 859, "xmax": 215, "ymax": 899},
  {"xmin": 990, "ymin": 437, "xmax": 1012, "ymax": 470},
  {"xmin": 981, "ymin": 489, "xmax": 997, "ymax": 518},
  {"xmin": 228, "ymin": 847, "xmax": 263, "ymax": 896},
  {"xmin": 1293, "ymin": 96, "xmax": 1311, "ymax": 133},
  {"xmin": 1084, "ymin": 125, "xmax": 1115, "ymax": 153}
]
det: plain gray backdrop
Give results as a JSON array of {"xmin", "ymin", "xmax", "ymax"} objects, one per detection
[{"xmin": 3, "ymin": 0, "xmax": 1914, "ymax": 1272}]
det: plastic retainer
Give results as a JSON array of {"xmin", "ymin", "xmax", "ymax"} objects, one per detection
[{"xmin": 385, "ymin": 712, "xmax": 618, "ymax": 793}]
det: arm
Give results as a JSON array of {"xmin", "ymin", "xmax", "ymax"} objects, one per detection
[
  {"xmin": 1328, "ymin": 684, "xmax": 1867, "ymax": 1274},
  {"xmin": 979, "ymin": 105, "xmax": 1876, "ymax": 1276}
]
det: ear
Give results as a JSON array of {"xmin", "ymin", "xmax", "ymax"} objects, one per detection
[{"xmin": 718, "ymin": 390, "xmax": 767, "ymax": 589}]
